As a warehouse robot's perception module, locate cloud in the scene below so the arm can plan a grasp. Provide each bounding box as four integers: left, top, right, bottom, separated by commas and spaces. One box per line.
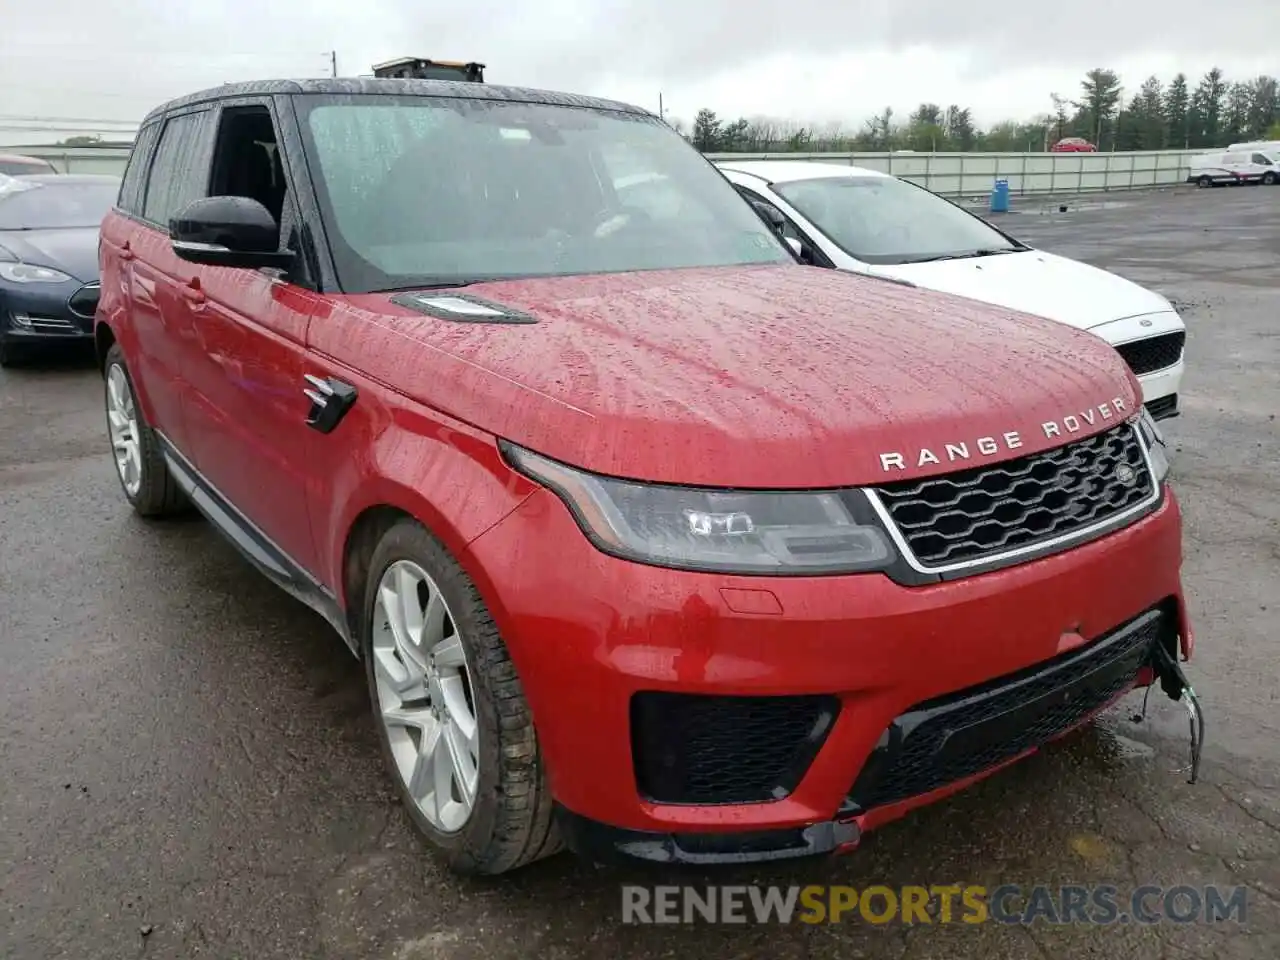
2, 0, 1277, 142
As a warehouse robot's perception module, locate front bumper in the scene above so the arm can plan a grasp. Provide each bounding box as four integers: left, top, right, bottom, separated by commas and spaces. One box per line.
1088, 312, 1185, 421
0, 280, 98, 344
556, 606, 1175, 865
462, 484, 1188, 863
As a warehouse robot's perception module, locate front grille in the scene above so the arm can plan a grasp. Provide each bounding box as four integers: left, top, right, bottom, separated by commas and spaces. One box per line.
631, 692, 839, 805
872, 423, 1153, 570
846, 606, 1170, 811
1115, 332, 1184, 376
67, 283, 100, 319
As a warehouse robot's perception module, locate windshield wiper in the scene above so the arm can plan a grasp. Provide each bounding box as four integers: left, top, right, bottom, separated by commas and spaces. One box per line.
898, 248, 1018, 264
380, 277, 512, 292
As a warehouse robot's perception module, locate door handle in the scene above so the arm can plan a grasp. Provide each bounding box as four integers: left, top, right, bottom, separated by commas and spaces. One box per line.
303, 374, 358, 434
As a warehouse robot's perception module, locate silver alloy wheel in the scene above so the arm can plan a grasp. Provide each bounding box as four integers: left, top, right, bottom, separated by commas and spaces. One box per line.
372, 559, 480, 833
106, 363, 142, 497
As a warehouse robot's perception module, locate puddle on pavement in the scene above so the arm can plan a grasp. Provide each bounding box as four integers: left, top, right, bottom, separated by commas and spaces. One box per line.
1070, 714, 1160, 766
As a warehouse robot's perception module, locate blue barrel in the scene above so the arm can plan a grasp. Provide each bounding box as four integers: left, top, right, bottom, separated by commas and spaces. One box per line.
989, 178, 1010, 213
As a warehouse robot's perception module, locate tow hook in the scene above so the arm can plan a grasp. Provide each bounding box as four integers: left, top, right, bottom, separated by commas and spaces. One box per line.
1133, 641, 1205, 784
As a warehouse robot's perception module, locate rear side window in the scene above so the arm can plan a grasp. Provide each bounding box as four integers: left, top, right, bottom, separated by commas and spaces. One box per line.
117, 123, 160, 215
142, 110, 215, 227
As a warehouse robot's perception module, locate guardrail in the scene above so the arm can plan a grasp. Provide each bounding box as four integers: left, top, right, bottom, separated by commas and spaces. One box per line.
8, 145, 133, 176
706, 149, 1199, 198
11, 143, 1199, 198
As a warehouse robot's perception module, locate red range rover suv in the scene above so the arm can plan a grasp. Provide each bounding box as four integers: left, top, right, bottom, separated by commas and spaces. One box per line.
96, 79, 1194, 874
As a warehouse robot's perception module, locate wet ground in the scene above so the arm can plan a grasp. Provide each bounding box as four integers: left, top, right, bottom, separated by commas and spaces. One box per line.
1, 185, 1278, 960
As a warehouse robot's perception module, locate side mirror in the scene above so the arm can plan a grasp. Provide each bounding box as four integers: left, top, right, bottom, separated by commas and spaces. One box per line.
170, 196, 294, 270
785, 237, 803, 258
749, 199, 786, 234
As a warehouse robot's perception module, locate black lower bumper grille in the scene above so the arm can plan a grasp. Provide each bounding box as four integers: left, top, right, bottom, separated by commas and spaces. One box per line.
1145, 394, 1179, 421
1115, 332, 1184, 376
631, 692, 839, 805
846, 607, 1172, 811
872, 422, 1154, 569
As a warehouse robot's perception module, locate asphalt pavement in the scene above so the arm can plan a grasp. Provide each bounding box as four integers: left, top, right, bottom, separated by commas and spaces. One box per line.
1, 185, 1278, 960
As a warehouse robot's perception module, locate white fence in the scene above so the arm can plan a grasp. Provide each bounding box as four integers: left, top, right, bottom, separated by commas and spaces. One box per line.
14, 143, 1199, 198
707, 149, 1199, 197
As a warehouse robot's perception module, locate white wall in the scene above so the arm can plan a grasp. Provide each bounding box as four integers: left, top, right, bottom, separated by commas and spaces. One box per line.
12, 144, 1200, 198
707, 149, 1199, 197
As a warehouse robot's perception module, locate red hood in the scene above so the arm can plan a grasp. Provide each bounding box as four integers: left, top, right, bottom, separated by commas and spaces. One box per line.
313, 264, 1141, 488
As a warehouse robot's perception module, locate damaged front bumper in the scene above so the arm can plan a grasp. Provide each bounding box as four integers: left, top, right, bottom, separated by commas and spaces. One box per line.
559, 604, 1207, 867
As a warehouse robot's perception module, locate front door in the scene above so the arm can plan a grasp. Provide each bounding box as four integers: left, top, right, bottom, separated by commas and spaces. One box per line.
176, 100, 323, 577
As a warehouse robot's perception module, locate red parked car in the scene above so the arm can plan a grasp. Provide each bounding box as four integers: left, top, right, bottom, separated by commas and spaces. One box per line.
95, 79, 1197, 874
1050, 137, 1098, 153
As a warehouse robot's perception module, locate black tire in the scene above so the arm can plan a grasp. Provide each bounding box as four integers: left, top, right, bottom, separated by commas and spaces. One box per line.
103, 343, 188, 517
1263, 171, 1278, 186
1197, 175, 1213, 188
362, 519, 561, 875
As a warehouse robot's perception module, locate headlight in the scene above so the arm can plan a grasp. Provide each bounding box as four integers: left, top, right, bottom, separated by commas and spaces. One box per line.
0, 262, 73, 284
1136, 409, 1169, 485
503, 443, 896, 575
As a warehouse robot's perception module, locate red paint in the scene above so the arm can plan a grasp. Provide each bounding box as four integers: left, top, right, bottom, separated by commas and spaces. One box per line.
1055, 629, 1088, 654
718, 587, 784, 616
99, 204, 1189, 852
328, 265, 1143, 488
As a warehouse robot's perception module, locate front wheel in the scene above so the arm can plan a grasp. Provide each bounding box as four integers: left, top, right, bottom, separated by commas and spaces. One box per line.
1263, 171, 1278, 186
362, 518, 561, 875
1197, 175, 1213, 188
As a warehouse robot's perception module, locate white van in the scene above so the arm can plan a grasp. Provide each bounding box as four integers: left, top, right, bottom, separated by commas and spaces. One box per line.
1187, 150, 1279, 186
1226, 140, 1280, 154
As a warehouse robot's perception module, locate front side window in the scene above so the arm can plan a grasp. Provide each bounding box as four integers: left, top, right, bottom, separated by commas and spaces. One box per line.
1252, 153, 1274, 166
0, 179, 120, 230
296, 95, 790, 292
773, 176, 1020, 265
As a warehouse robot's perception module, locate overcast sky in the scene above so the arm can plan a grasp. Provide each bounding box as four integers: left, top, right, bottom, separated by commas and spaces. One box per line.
2, 0, 1278, 143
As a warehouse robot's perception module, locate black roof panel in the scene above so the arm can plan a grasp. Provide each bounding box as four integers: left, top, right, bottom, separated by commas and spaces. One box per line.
140, 78, 651, 127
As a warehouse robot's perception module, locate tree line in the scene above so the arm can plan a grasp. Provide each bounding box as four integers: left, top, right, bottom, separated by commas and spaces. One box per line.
681, 67, 1280, 154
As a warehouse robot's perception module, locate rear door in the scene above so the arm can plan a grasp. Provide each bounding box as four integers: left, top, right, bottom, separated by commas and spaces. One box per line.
124, 109, 218, 457
175, 97, 324, 577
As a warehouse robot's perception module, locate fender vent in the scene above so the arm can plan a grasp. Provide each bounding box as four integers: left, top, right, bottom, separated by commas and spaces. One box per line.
389, 291, 538, 324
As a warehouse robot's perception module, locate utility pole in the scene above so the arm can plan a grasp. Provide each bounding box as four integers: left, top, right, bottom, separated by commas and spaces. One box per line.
658, 92, 664, 123
328, 50, 338, 78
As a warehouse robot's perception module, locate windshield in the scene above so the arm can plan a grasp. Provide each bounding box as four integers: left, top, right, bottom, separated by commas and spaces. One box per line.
0, 180, 118, 230
297, 95, 791, 292
772, 176, 1020, 265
